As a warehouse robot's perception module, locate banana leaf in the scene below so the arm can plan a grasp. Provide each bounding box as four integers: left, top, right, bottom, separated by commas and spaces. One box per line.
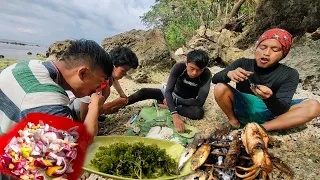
126, 106, 196, 145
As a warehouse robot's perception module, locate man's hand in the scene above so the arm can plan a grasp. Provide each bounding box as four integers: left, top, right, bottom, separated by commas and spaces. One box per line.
109, 97, 128, 114
119, 93, 127, 99
172, 114, 184, 133
85, 93, 105, 137
251, 85, 273, 99
113, 97, 128, 107
227, 67, 254, 83
100, 97, 128, 115
89, 93, 105, 108
163, 98, 167, 106
157, 99, 168, 109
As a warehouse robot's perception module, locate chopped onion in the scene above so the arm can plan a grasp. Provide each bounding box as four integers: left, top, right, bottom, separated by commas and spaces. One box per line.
62, 145, 71, 152
66, 164, 74, 173
1, 154, 12, 168
53, 158, 68, 176
34, 159, 47, 168
66, 149, 77, 160
1, 121, 79, 179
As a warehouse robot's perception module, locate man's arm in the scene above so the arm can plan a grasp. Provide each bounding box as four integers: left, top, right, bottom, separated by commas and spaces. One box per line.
211, 58, 244, 84
79, 102, 89, 121
83, 93, 105, 136
175, 70, 212, 106
164, 63, 184, 114
165, 63, 186, 132
112, 78, 127, 98
263, 70, 299, 115
100, 98, 128, 115
77, 96, 92, 121
24, 96, 103, 137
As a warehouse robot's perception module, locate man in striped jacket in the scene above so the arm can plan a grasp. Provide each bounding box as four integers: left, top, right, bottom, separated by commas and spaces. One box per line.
0, 39, 113, 136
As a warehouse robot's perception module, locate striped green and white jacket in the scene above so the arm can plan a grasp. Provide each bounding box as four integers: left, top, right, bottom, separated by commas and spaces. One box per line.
0, 60, 72, 134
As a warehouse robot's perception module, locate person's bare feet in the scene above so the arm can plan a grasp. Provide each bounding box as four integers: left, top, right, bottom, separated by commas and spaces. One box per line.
229, 119, 240, 128
158, 104, 168, 109
218, 119, 240, 129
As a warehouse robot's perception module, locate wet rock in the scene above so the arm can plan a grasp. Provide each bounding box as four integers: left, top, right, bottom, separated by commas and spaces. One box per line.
27, 52, 32, 55
0, 55, 4, 59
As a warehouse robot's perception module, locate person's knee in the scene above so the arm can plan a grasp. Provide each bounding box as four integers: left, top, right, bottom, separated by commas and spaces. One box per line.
214, 83, 231, 98
306, 99, 320, 117
138, 88, 149, 94
190, 107, 204, 120
134, 88, 152, 97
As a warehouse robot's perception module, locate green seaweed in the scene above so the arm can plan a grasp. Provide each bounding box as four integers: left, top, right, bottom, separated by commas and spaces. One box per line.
90, 142, 178, 179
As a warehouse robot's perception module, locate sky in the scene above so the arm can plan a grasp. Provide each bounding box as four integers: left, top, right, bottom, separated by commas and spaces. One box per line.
0, 0, 155, 45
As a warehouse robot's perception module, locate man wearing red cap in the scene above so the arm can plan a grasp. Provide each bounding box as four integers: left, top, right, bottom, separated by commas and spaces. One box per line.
212, 28, 320, 131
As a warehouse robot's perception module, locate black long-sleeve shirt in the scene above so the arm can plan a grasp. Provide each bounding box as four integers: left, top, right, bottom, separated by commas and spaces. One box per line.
212, 58, 299, 116
165, 62, 212, 114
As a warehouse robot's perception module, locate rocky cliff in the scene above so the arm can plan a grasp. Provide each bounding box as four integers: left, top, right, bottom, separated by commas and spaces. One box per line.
101, 29, 175, 70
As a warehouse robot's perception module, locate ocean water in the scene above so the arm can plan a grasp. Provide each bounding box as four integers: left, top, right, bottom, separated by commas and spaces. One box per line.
0, 42, 48, 60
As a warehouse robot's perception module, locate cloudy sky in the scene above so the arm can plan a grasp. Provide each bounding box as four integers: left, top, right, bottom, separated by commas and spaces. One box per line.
0, 0, 155, 45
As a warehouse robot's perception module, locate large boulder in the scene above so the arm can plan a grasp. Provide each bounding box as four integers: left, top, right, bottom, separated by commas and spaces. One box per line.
46, 40, 73, 60
196, 25, 221, 43
101, 29, 175, 70
182, 28, 242, 66
171, 47, 188, 63
187, 36, 220, 61
281, 34, 320, 95
217, 29, 239, 48
205, 29, 221, 43
219, 47, 244, 65
242, 46, 255, 59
